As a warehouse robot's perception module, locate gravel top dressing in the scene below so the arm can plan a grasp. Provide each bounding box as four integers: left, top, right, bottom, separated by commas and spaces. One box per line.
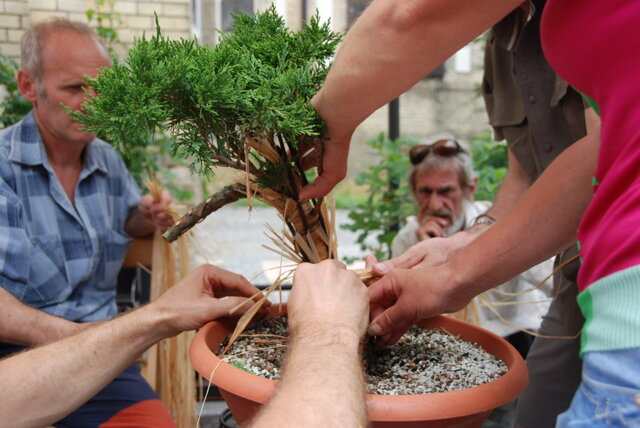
222, 316, 508, 395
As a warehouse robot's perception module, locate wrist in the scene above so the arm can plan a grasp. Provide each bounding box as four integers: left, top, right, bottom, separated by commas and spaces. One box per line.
129, 304, 175, 345
291, 324, 362, 354
472, 214, 496, 227
444, 249, 489, 309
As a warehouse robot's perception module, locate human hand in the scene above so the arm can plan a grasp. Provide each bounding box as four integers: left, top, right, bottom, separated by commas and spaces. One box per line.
289, 260, 369, 345
138, 189, 174, 232
372, 235, 464, 276
416, 216, 449, 240
367, 265, 471, 347
298, 133, 351, 201
151, 264, 268, 337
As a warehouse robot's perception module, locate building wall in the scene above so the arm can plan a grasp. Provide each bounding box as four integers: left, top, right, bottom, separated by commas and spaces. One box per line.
0, 0, 193, 60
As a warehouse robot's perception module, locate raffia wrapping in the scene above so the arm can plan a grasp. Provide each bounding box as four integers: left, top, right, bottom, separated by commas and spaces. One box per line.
141, 181, 196, 427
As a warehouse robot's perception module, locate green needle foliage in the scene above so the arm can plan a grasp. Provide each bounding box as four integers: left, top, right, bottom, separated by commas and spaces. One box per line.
0, 52, 32, 129
74, 7, 341, 200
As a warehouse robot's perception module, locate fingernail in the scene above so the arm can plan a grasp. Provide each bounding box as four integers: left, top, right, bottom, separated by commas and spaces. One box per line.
368, 323, 382, 336
373, 263, 388, 274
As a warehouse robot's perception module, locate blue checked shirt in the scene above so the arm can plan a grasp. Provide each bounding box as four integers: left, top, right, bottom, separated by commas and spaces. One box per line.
0, 112, 141, 326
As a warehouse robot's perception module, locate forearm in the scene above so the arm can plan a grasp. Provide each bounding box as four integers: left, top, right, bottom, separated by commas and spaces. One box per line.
124, 210, 156, 237
313, 0, 521, 137
250, 329, 367, 427
0, 304, 168, 427
448, 131, 599, 300
0, 287, 89, 346
485, 149, 532, 220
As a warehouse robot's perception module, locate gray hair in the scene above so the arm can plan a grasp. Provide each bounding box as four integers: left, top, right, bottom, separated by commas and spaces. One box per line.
21, 18, 103, 86
409, 144, 476, 196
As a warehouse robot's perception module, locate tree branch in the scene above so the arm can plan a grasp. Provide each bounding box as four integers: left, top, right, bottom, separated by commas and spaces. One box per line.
163, 183, 246, 242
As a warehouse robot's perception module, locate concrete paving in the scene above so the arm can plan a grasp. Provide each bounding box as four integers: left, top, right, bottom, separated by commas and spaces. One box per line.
187, 204, 367, 286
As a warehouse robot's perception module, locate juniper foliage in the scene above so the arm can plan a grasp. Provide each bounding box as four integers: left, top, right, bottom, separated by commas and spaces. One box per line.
74, 7, 341, 200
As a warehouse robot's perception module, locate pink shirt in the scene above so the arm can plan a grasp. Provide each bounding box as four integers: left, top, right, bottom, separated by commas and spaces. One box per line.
541, 0, 640, 291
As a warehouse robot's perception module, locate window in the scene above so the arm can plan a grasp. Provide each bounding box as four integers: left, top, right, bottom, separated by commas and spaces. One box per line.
216, 0, 254, 33
190, 0, 202, 40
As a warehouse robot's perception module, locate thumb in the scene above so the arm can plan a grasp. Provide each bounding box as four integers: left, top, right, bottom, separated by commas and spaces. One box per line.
299, 173, 340, 201
203, 296, 256, 322
367, 303, 409, 338
367, 272, 412, 336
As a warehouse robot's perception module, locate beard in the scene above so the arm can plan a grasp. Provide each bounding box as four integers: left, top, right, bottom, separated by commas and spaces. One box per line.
420, 206, 466, 237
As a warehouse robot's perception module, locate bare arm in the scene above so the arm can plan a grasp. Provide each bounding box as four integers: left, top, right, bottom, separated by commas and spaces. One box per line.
0, 301, 166, 427
368, 126, 600, 345
0, 287, 91, 346
0, 264, 266, 428
300, 0, 522, 199
249, 261, 369, 428
485, 148, 532, 220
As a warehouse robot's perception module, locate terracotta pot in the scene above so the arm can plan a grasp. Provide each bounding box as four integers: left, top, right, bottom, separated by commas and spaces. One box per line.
189, 307, 528, 427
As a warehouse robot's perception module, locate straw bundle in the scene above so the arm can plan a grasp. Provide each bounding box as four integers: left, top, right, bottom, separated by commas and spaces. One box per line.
142, 180, 196, 427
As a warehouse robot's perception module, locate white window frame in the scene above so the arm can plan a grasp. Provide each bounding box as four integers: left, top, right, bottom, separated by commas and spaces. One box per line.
454, 44, 472, 73
316, 0, 334, 29
190, 0, 203, 40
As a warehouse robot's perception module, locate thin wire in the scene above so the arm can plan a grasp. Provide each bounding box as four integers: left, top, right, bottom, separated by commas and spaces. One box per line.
195, 358, 226, 428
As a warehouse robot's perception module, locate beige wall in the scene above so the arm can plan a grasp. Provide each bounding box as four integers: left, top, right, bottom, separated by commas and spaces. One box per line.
0, 0, 192, 60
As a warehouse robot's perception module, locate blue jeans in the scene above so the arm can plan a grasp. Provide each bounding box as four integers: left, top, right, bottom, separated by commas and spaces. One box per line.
556, 348, 640, 427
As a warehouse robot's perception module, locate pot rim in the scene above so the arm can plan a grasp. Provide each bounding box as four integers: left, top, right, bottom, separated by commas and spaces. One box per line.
189, 313, 528, 422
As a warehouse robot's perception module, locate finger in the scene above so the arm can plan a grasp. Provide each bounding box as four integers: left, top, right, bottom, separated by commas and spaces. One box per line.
202, 265, 263, 300
139, 194, 153, 211
204, 296, 257, 321
416, 228, 429, 241
368, 304, 408, 338
160, 189, 174, 207
433, 217, 450, 227
426, 225, 445, 238
367, 273, 415, 337
364, 254, 378, 268
372, 250, 423, 275
299, 171, 344, 201
376, 322, 413, 347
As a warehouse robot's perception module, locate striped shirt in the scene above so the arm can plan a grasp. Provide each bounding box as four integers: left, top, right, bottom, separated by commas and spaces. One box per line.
0, 112, 140, 326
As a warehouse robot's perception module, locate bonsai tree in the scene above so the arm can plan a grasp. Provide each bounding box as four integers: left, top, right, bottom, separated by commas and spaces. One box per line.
74, 7, 342, 264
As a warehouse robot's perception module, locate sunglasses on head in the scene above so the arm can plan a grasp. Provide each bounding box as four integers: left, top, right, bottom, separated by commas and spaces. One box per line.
409, 139, 465, 165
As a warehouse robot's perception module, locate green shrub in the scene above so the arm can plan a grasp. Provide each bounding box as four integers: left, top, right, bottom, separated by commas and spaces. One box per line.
0, 53, 31, 129
470, 133, 507, 202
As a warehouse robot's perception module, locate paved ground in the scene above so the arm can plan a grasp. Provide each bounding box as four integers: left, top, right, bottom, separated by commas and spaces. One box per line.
187, 204, 367, 286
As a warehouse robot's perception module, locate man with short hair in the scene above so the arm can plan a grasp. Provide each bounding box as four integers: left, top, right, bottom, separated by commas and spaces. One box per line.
392, 138, 551, 353
0, 18, 174, 426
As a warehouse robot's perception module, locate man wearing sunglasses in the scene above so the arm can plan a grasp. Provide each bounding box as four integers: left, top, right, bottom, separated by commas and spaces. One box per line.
392, 137, 551, 358
393, 139, 484, 247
